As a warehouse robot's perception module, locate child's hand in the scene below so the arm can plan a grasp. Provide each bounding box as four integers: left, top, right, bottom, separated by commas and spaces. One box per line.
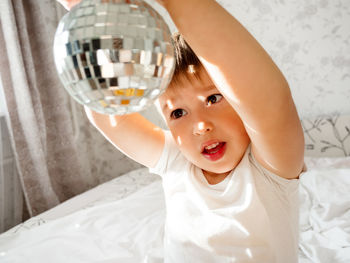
56, 0, 81, 11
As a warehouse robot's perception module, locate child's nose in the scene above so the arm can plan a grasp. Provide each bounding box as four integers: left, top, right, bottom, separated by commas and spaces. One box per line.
193, 121, 214, 136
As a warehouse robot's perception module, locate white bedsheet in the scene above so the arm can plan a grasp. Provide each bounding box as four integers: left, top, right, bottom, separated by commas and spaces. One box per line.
299, 157, 350, 263
0, 180, 166, 263
0, 158, 349, 263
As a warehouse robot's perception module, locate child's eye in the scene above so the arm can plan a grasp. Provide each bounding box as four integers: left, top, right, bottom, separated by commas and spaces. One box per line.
206, 94, 223, 106
170, 109, 187, 119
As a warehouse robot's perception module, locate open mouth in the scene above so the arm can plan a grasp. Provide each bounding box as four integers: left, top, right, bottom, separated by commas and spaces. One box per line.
201, 142, 226, 161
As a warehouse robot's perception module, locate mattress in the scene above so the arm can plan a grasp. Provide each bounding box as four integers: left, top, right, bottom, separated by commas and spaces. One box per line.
0, 156, 349, 262
0, 113, 350, 262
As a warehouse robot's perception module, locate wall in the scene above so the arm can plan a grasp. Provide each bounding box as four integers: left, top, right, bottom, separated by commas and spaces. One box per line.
147, 0, 350, 122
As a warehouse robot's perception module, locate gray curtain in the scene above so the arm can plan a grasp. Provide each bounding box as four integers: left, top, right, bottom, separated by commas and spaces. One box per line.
0, 0, 141, 218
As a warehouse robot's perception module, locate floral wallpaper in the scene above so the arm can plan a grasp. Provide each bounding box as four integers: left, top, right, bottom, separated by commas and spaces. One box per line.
302, 114, 350, 157
150, 0, 350, 119
219, 0, 350, 119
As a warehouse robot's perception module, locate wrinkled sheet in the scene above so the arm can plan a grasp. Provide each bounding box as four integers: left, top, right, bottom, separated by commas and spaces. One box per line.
0, 180, 166, 263
0, 158, 349, 263
299, 157, 350, 263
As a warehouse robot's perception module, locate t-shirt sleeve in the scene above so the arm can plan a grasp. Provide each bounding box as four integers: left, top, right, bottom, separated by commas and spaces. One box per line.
248, 148, 299, 194
149, 130, 184, 177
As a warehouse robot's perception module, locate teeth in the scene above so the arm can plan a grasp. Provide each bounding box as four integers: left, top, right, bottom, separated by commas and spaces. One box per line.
205, 142, 220, 150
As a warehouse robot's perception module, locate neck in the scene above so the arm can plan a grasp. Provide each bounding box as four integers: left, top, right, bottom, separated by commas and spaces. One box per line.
202, 169, 231, 185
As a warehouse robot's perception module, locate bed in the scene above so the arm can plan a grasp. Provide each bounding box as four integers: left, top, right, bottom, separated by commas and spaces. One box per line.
0, 114, 349, 263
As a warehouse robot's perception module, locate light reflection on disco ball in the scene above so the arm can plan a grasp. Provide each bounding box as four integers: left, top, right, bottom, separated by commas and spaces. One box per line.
53, 0, 175, 115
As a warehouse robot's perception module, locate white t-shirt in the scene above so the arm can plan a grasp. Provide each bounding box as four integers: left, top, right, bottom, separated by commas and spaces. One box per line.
150, 131, 299, 263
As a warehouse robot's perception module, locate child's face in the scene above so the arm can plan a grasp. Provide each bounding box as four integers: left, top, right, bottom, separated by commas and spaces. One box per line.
159, 68, 250, 177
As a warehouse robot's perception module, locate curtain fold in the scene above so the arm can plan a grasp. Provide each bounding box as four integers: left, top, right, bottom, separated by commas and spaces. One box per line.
0, 0, 142, 219
0, 0, 92, 216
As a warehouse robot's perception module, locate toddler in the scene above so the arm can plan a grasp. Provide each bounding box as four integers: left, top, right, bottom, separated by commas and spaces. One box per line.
61, 0, 305, 262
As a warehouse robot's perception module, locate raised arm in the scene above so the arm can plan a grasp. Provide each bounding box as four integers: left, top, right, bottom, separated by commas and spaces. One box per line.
162, 0, 304, 179
85, 106, 164, 168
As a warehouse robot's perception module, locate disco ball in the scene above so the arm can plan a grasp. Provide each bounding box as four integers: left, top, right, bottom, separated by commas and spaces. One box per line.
53, 0, 175, 115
